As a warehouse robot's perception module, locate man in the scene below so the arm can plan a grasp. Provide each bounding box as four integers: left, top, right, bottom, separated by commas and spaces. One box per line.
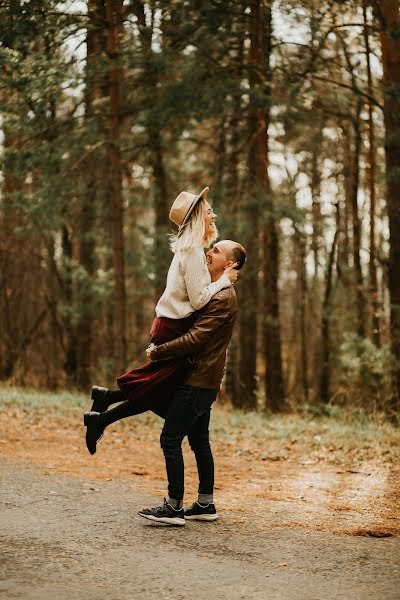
138, 239, 246, 526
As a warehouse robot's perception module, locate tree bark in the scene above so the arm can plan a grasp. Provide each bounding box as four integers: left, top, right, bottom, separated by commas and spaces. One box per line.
311, 127, 323, 282
0, 124, 22, 380
320, 206, 339, 404
363, 0, 380, 347
378, 0, 400, 406
350, 101, 365, 338
261, 3, 284, 411
237, 0, 284, 411
224, 7, 245, 404
149, 123, 170, 301
299, 235, 309, 403
238, 0, 263, 410
75, 0, 106, 389
135, 2, 170, 301
338, 126, 351, 276
105, 0, 127, 373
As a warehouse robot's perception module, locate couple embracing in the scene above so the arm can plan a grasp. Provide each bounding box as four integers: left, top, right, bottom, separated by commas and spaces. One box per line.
84, 186, 246, 526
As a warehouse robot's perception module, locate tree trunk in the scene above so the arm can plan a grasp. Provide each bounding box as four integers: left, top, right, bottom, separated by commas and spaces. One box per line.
150, 123, 170, 301
338, 126, 351, 276
61, 225, 78, 381
134, 3, 170, 301
0, 124, 21, 380
75, 0, 106, 389
350, 101, 365, 338
261, 3, 284, 411
363, 0, 380, 347
299, 235, 309, 403
320, 206, 339, 404
311, 127, 323, 281
238, 0, 263, 410
105, 0, 127, 373
224, 7, 245, 404
263, 218, 284, 411
378, 0, 400, 406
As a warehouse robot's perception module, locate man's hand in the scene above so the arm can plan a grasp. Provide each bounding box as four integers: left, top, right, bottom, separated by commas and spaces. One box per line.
224, 262, 240, 283
146, 342, 157, 360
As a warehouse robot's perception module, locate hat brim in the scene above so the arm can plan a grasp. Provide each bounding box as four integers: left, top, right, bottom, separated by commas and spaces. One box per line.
178, 186, 209, 231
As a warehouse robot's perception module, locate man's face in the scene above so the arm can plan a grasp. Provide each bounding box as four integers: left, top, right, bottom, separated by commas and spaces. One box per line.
206, 241, 234, 276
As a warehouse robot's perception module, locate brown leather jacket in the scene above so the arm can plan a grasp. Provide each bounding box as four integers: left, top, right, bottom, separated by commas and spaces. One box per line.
152, 286, 238, 389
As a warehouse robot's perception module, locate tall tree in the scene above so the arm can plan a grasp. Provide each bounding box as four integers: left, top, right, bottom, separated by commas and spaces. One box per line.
376, 0, 400, 405
75, 0, 106, 389
134, 1, 170, 300
105, 0, 127, 373
363, 0, 380, 346
350, 100, 365, 338
261, 2, 284, 411
320, 205, 339, 404
223, 7, 245, 403
238, 0, 264, 410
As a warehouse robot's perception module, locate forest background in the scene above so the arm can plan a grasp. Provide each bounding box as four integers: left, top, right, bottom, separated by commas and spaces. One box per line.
1, 0, 400, 420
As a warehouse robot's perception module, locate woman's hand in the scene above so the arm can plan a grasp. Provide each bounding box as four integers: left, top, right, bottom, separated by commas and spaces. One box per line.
224, 263, 240, 282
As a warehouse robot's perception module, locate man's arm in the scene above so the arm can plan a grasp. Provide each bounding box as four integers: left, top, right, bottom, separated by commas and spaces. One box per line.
150, 294, 233, 361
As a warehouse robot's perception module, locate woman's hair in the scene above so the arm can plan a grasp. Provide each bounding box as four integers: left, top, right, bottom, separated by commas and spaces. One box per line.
170, 197, 218, 253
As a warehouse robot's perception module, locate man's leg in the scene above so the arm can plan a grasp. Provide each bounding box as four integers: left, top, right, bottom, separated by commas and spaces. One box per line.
160, 385, 203, 506
184, 390, 219, 521
188, 410, 214, 504
138, 384, 204, 526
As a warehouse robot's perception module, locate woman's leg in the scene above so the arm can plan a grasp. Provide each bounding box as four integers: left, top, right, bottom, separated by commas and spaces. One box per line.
90, 387, 126, 412
85, 396, 147, 455
105, 389, 126, 407
98, 398, 147, 428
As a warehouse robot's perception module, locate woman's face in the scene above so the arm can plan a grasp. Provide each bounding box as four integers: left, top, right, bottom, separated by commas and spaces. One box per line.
203, 200, 217, 238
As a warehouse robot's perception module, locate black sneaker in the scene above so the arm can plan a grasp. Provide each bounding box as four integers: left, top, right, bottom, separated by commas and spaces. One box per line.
184, 501, 218, 521
138, 499, 185, 526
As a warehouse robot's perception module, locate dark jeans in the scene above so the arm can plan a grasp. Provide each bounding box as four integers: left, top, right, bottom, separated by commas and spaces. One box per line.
160, 384, 218, 502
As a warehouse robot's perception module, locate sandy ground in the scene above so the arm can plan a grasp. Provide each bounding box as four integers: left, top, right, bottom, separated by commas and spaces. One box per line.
1, 401, 400, 599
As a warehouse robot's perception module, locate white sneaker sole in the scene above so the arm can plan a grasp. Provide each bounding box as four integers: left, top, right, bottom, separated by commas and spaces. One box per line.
184, 514, 219, 521
138, 513, 185, 526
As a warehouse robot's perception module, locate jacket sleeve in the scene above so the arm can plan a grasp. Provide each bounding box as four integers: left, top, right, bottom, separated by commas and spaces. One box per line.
152, 294, 231, 360
183, 248, 231, 311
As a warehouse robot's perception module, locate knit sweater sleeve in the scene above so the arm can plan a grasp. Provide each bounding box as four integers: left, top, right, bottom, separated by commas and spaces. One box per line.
183, 248, 231, 311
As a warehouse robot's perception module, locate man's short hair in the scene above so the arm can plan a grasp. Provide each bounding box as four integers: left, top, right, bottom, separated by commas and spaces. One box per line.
230, 243, 246, 270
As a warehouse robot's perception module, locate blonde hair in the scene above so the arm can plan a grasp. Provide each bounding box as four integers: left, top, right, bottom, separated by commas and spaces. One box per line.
170, 197, 218, 253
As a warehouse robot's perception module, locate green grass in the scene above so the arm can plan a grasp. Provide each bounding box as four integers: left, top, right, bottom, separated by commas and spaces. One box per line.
0, 385, 88, 412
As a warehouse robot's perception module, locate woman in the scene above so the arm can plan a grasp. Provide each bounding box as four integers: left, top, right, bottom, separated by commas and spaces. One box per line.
84, 186, 238, 454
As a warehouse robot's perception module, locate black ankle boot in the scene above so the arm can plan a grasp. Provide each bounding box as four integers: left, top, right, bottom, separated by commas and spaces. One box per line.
83, 411, 104, 455
90, 386, 109, 412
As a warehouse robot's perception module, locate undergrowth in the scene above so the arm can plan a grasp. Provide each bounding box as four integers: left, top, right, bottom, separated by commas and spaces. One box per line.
0, 384, 399, 464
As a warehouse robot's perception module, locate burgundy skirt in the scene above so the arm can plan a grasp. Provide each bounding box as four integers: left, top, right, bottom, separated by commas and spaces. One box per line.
116, 314, 196, 418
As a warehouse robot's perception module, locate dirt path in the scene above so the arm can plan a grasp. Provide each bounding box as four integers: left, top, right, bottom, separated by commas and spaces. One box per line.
1, 459, 399, 600
1, 396, 400, 598
1, 403, 399, 536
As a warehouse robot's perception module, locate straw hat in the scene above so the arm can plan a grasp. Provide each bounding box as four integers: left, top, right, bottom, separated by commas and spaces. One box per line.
169, 187, 209, 232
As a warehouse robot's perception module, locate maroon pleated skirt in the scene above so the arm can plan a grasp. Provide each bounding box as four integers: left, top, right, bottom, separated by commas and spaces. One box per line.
116, 314, 196, 418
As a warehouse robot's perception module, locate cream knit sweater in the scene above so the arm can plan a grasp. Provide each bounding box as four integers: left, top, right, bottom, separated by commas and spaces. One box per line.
155, 247, 231, 319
